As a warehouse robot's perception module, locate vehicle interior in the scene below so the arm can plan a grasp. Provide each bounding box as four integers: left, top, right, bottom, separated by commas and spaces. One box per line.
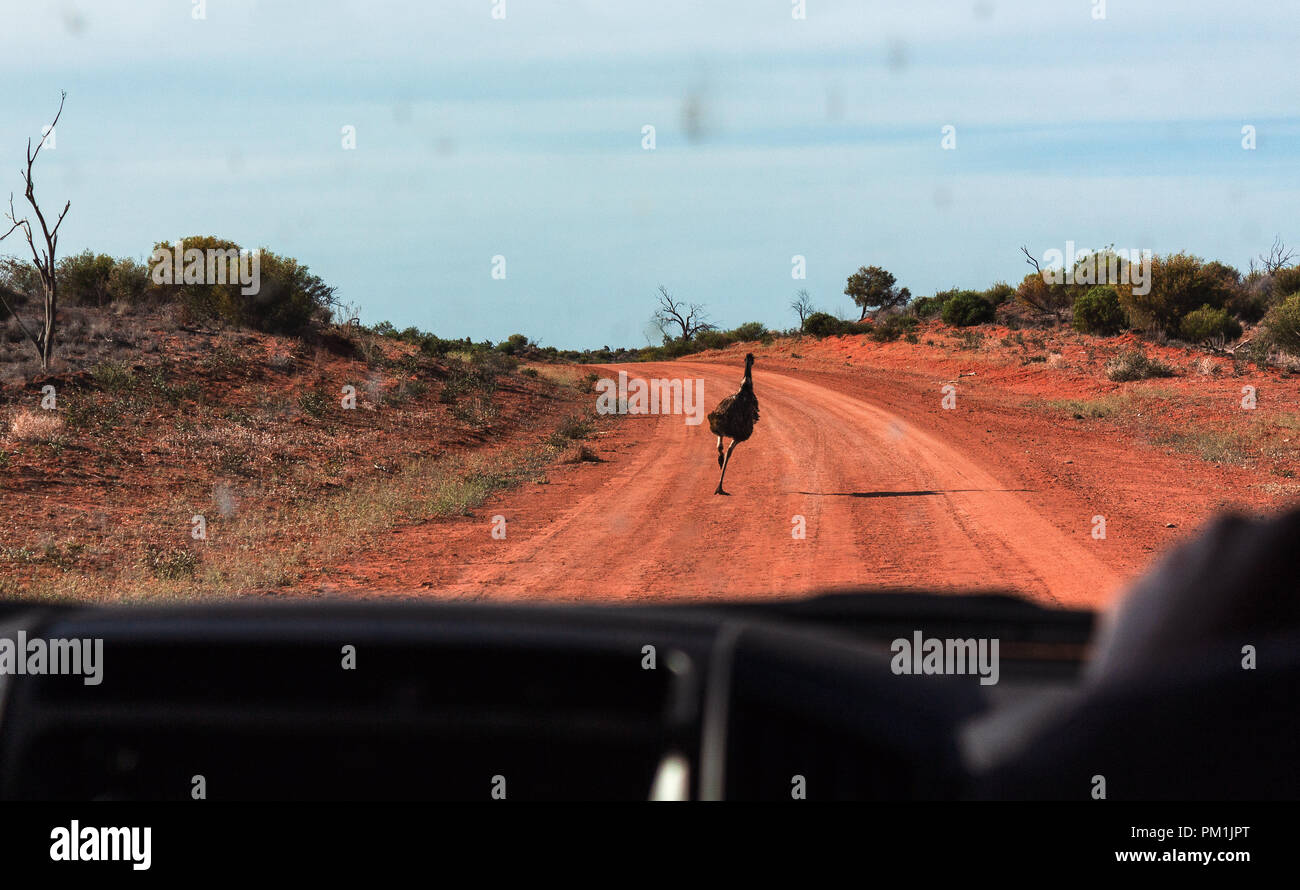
2, 591, 1293, 801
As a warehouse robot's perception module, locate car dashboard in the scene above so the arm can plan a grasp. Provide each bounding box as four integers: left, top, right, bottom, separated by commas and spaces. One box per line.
0, 592, 1093, 801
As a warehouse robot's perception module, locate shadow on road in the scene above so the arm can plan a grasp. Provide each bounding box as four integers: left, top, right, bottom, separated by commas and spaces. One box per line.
796, 489, 1032, 498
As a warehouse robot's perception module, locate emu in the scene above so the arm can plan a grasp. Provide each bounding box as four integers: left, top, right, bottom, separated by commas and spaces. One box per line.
707, 353, 759, 495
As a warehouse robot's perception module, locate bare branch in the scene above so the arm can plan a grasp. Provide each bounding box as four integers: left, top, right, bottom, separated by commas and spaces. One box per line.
653, 285, 713, 342
790, 288, 815, 326
26, 90, 65, 170
0, 205, 24, 241
3, 92, 70, 369
1020, 244, 1042, 275
1259, 235, 1295, 275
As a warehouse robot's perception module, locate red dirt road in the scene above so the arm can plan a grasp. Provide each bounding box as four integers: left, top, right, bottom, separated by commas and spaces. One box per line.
324, 360, 1155, 608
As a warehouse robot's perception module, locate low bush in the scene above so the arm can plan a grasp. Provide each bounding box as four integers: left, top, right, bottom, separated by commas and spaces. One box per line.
910, 295, 946, 318
942, 292, 995, 327
728, 321, 768, 342
1178, 304, 1242, 344
1262, 292, 1300, 355
1072, 286, 1127, 335
1104, 349, 1178, 382
145, 236, 336, 337
802, 312, 854, 337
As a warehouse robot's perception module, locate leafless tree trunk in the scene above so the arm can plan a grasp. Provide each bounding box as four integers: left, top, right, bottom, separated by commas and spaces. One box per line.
790, 288, 815, 327
0, 92, 70, 371
653, 285, 713, 343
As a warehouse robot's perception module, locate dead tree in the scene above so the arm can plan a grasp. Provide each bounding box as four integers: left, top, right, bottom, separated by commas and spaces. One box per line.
0, 92, 70, 371
1259, 235, 1295, 275
653, 285, 714, 343
790, 289, 815, 327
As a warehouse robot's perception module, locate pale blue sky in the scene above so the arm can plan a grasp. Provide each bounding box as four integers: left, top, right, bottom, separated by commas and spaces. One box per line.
1, 1, 1296, 347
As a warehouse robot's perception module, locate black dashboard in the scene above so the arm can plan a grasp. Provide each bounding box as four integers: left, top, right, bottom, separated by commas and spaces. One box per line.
0, 592, 1098, 801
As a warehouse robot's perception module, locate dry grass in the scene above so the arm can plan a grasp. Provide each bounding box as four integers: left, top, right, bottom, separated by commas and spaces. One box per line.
0, 306, 175, 386
1267, 351, 1300, 373
1041, 393, 1139, 420
523, 363, 598, 390
1042, 387, 1300, 470
10, 420, 595, 603
170, 424, 287, 452
6, 409, 64, 443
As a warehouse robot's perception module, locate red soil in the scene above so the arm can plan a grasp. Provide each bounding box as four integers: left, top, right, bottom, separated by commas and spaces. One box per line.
315, 324, 1300, 608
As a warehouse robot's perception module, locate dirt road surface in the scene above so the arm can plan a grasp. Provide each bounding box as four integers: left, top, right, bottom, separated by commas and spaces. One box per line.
326, 360, 1143, 608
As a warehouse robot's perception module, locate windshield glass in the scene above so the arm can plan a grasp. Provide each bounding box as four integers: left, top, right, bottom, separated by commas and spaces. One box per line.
0, 1, 1294, 610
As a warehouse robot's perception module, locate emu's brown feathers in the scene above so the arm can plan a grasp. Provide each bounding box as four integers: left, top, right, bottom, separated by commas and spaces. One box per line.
707, 353, 759, 494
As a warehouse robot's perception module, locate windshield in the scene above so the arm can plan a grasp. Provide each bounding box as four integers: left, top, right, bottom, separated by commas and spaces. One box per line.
0, 1, 1294, 610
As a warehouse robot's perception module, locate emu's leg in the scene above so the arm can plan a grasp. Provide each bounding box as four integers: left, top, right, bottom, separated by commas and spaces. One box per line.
716, 435, 725, 467
714, 440, 739, 495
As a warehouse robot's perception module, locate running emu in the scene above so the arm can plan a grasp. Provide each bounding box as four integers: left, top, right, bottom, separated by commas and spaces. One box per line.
707, 353, 760, 495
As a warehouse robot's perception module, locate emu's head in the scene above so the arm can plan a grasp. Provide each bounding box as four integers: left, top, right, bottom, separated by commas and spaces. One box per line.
744, 352, 755, 368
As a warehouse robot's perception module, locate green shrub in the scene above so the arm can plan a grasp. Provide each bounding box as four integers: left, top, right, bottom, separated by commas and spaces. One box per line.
729, 321, 767, 342
107, 258, 151, 306
1262, 293, 1300, 354
983, 282, 1015, 305
146, 236, 335, 337
910, 295, 946, 318
495, 333, 532, 355
1179, 304, 1242, 344
941, 292, 995, 327
692, 329, 731, 351
802, 312, 852, 337
250, 251, 336, 335
1072, 286, 1127, 335
55, 252, 149, 309
1121, 253, 1235, 335
57, 251, 117, 308
1271, 267, 1300, 300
